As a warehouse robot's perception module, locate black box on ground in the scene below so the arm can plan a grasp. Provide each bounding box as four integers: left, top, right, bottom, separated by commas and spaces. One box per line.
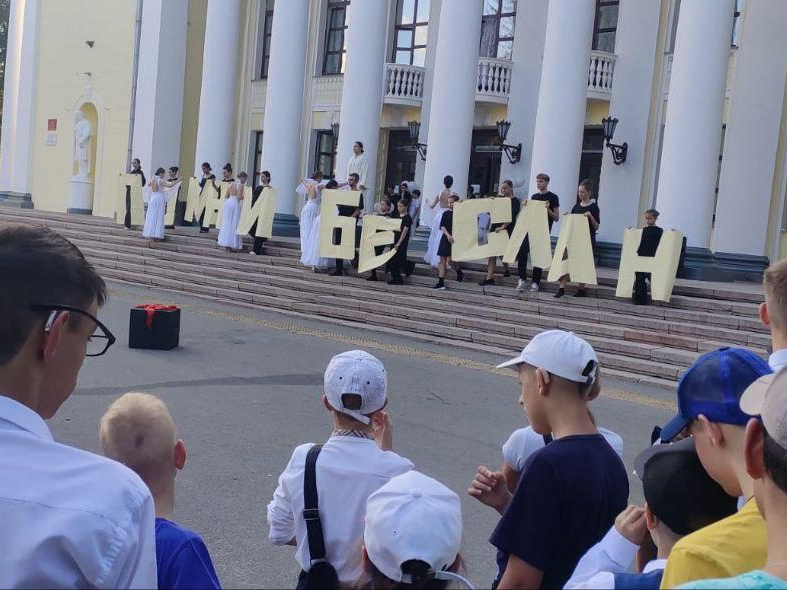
129, 306, 180, 350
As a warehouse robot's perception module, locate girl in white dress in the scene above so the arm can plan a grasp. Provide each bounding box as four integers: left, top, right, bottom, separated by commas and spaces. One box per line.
424, 175, 454, 268
142, 167, 175, 241
217, 172, 246, 252
299, 179, 333, 270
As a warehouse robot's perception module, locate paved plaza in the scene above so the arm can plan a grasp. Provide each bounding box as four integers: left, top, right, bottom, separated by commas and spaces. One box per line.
52, 281, 674, 588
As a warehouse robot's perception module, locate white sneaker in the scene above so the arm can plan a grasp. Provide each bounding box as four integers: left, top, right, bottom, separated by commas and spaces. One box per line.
516, 279, 526, 291
530, 282, 540, 292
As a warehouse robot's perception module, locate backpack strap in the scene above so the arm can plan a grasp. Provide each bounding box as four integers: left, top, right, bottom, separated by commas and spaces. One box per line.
303, 444, 328, 565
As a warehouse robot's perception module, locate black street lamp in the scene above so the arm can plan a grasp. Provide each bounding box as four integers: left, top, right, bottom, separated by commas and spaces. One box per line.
601, 116, 628, 165
407, 120, 428, 161
496, 120, 522, 164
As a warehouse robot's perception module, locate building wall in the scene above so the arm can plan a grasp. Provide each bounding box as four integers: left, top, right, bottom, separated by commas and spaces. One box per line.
31, 0, 137, 217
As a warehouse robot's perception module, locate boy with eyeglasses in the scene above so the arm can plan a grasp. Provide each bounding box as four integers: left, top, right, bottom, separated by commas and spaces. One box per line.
0, 226, 157, 588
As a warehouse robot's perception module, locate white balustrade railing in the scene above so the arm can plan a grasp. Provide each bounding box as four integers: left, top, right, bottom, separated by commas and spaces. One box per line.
476, 57, 512, 101
587, 50, 616, 97
384, 63, 425, 105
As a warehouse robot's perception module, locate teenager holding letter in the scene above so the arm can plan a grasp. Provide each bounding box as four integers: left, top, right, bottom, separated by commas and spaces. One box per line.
555, 180, 600, 298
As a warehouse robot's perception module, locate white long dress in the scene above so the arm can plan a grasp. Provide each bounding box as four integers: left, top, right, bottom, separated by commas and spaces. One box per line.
217, 181, 243, 249
424, 207, 448, 267
299, 196, 330, 268
142, 179, 166, 239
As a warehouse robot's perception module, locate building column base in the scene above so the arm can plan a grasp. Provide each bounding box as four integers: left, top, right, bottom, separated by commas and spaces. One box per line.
0, 191, 33, 208
66, 208, 93, 215
595, 240, 769, 282
272, 213, 300, 238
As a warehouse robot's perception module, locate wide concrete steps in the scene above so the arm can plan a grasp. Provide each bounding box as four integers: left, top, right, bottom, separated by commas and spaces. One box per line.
1, 208, 769, 389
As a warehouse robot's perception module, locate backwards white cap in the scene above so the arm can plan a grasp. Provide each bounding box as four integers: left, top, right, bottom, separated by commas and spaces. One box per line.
497, 330, 599, 385
323, 350, 387, 425
364, 471, 469, 587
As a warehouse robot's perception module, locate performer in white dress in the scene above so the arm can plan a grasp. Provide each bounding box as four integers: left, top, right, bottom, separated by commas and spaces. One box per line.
299, 178, 333, 270
424, 175, 454, 268
142, 167, 177, 241
217, 172, 247, 252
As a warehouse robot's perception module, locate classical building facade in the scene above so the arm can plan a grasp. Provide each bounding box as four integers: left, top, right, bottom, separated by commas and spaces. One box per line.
1, 0, 785, 278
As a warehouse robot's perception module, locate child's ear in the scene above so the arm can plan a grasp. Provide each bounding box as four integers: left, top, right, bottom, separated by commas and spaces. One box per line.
536, 368, 550, 396
174, 439, 186, 471
322, 394, 332, 412
760, 302, 771, 329
644, 503, 658, 531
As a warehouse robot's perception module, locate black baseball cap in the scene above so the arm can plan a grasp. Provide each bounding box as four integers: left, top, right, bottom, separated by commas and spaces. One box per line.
634, 438, 737, 536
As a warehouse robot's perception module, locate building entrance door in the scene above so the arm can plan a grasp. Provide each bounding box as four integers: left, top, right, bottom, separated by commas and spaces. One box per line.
468, 129, 502, 196
384, 130, 417, 190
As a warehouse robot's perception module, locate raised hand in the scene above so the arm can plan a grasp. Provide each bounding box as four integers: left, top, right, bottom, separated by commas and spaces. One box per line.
468, 465, 511, 514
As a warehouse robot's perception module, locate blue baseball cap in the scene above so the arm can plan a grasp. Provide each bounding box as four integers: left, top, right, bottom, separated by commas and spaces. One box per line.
660, 347, 771, 442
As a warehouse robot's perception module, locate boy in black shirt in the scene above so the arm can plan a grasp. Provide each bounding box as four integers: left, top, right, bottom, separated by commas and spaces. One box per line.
386, 199, 412, 285
517, 173, 560, 292
633, 209, 663, 305
468, 330, 628, 589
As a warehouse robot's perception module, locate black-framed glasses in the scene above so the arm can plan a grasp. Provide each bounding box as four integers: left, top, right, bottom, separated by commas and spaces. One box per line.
30, 304, 116, 357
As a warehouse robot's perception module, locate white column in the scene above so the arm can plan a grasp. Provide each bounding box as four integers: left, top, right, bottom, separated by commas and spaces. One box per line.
335, 0, 389, 212
0, 0, 39, 201
596, 0, 662, 243
500, 0, 548, 198
261, 0, 310, 216
413, 0, 442, 191
421, 0, 483, 228
131, 0, 188, 177
712, 0, 787, 257
193, 0, 242, 175
654, 0, 734, 249
527, 0, 596, 233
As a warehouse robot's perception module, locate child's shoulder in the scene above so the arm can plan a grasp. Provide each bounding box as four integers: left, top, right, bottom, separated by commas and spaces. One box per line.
155, 517, 205, 547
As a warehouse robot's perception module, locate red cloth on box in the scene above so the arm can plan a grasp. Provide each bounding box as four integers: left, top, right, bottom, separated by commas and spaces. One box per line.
135, 304, 179, 330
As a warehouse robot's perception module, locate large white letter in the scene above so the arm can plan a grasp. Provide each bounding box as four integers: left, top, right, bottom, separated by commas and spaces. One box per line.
616, 229, 684, 302
547, 214, 597, 285
451, 197, 512, 262
502, 199, 552, 268
319, 189, 362, 260
358, 215, 402, 273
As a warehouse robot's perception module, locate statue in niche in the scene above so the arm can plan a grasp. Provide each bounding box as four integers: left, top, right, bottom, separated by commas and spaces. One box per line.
72, 110, 92, 179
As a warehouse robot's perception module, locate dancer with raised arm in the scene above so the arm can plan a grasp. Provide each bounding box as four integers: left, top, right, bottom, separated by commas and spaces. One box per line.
142, 168, 178, 242
299, 179, 332, 271
217, 172, 247, 253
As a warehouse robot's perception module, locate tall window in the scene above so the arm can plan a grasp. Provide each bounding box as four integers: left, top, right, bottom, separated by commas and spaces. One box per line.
479, 0, 516, 60
592, 0, 619, 53
259, 0, 274, 78
314, 131, 337, 178
393, 0, 430, 67
323, 0, 350, 75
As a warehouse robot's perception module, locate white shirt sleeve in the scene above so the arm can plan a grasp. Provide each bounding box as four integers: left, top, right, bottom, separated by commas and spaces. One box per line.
267, 448, 306, 545
564, 526, 638, 589
104, 491, 158, 589
358, 155, 369, 190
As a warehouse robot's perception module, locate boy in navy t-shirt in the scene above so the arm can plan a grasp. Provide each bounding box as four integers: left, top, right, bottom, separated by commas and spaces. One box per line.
100, 392, 221, 590
468, 330, 628, 589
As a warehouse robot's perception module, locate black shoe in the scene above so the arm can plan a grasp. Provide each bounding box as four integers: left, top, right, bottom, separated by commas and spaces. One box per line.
573, 289, 587, 298
503, 269, 511, 277
405, 261, 415, 276
330, 270, 343, 277
478, 278, 495, 287
457, 269, 465, 283
388, 279, 404, 285
554, 288, 565, 299
366, 274, 378, 282
432, 280, 446, 290
199, 228, 209, 233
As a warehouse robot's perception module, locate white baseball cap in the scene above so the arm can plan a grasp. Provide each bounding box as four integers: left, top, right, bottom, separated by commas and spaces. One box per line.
497, 330, 599, 385
364, 471, 465, 585
741, 370, 787, 450
324, 350, 387, 425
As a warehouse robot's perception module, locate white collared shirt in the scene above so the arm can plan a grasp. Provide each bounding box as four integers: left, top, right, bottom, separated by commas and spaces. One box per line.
564, 525, 667, 589
0, 395, 157, 589
267, 435, 413, 583
346, 153, 369, 189
769, 348, 787, 373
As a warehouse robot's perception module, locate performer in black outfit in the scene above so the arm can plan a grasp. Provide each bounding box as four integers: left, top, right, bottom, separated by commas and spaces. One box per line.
125, 158, 146, 229
196, 162, 216, 233
386, 198, 413, 285
367, 200, 392, 282
479, 180, 519, 287
433, 195, 464, 290
331, 173, 364, 276
555, 179, 600, 298
516, 173, 560, 292
633, 209, 664, 305
250, 170, 271, 255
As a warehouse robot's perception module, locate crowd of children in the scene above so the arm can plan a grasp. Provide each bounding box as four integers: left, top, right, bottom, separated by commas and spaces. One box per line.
6, 224, 787, 590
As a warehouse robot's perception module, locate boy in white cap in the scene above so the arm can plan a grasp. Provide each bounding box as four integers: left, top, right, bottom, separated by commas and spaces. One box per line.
267, 350, 413, 588
468, 330, 628, 589
680, 369, 787, 589
362, 470, 470, 589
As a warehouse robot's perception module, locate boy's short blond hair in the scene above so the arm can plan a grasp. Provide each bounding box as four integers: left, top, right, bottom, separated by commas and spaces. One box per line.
764, 259, 787, 328
99, 392, 176, 487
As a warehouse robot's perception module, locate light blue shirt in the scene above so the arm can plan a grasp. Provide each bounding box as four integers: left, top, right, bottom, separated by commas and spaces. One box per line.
679, 570, 787, 589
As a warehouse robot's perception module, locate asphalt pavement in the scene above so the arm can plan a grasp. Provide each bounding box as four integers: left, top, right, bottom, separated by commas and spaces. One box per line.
49, 280, 675, 588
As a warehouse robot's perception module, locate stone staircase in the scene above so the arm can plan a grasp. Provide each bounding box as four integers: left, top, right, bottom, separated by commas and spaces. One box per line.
1, 208, 769, 389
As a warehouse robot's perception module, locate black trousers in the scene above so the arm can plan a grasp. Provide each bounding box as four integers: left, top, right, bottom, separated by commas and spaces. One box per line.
387, 248, 409, 283
517, 237, 544, 284
123, 188, 132, 228
334, 225, 361, 272
633, 272, 651, 305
